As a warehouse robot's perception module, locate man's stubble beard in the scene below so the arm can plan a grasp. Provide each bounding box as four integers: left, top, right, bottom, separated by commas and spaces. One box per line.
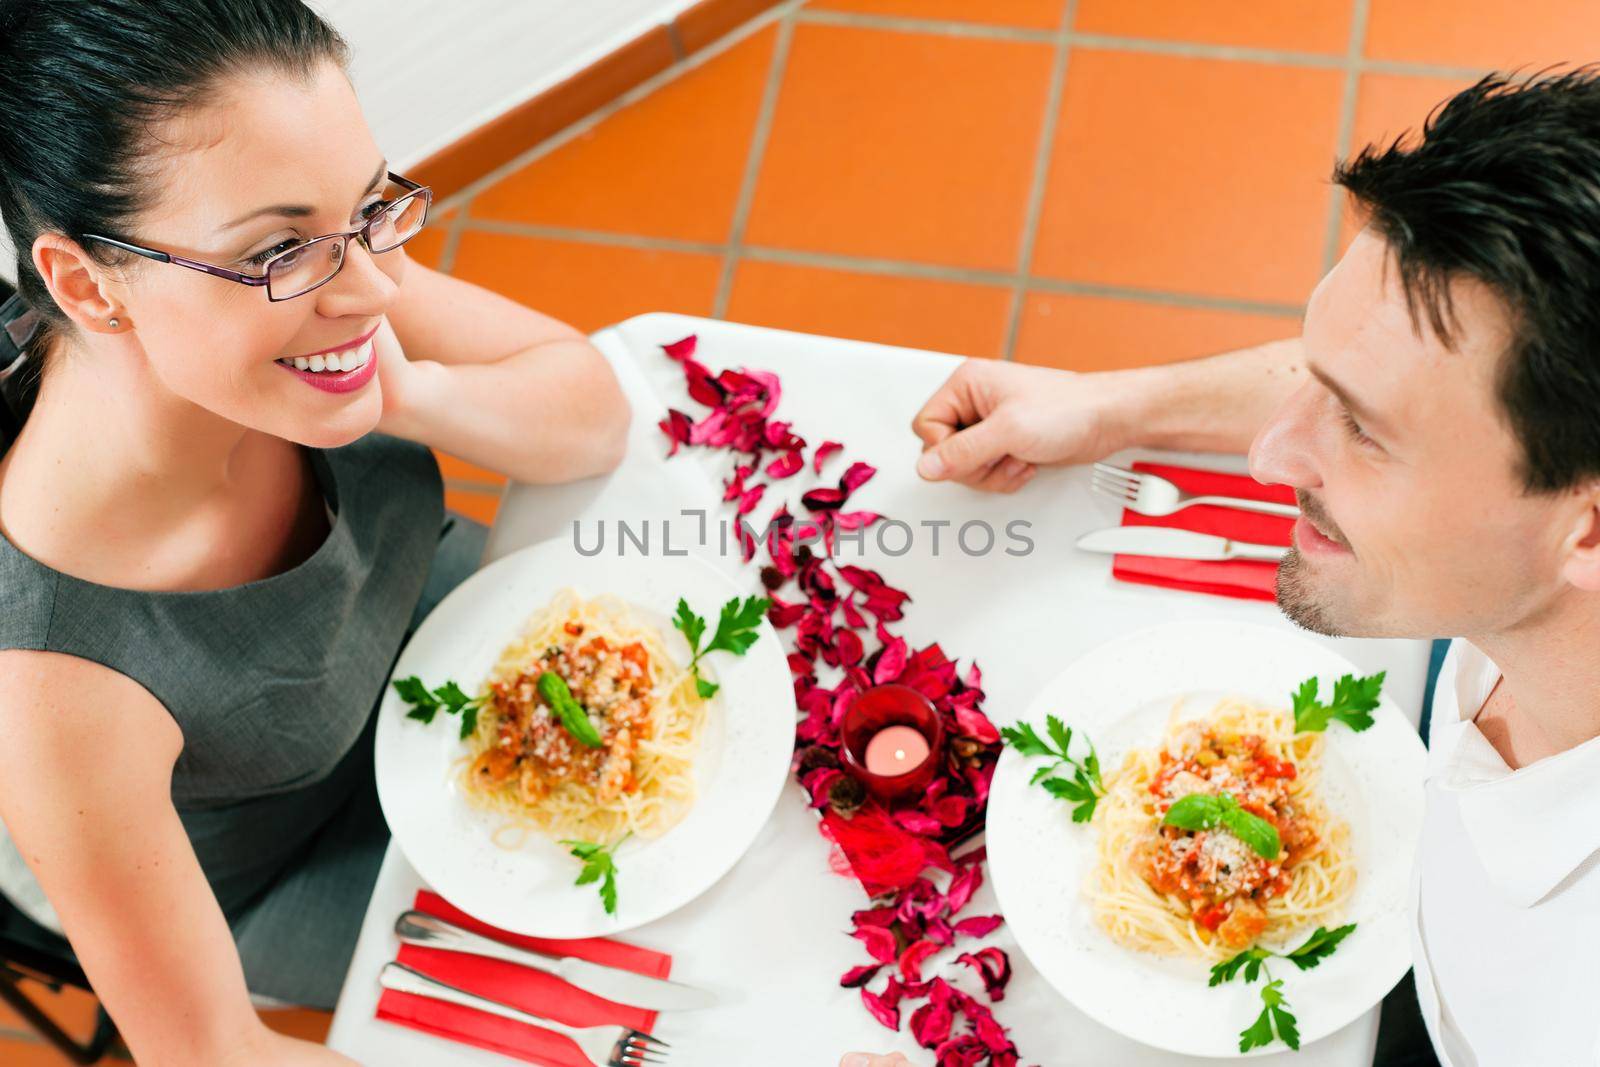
1274, 547, 1348, 637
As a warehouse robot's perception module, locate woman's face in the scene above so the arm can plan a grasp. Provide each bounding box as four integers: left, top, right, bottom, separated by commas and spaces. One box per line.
106, 60, 404, 448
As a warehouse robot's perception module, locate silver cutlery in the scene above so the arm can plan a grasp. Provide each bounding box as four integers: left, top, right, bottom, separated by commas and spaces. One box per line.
379, 961, 670, 1067
395, 910, 715, 1012
1076, 526, 1288, 562
1092, 462, 1299, 519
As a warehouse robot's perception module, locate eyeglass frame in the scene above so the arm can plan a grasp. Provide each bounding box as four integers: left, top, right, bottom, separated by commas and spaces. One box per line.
79, 171, 432, 301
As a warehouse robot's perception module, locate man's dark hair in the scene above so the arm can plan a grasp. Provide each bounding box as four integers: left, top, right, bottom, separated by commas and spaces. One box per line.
1335, 65, 1600, 494
0, 0, 349, 380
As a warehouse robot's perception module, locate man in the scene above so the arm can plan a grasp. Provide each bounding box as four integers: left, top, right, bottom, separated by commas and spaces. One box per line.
843, 68, 1600, 1067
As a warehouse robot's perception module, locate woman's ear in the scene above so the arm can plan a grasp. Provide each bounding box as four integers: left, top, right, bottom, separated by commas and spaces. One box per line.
31, 233, 127, 333
1559, 485, 1600, 592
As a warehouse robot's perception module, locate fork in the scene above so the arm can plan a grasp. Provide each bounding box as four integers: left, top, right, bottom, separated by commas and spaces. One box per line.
1091, 463, 1299, 519
379, 962, 670, 1066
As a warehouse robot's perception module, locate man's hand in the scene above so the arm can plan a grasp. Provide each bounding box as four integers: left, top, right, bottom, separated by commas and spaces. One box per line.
910, 360, 1133, 492
839, 1053, 921, 1067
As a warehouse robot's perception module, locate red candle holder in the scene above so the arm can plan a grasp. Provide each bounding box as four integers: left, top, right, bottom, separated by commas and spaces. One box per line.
840, 684, 944, 802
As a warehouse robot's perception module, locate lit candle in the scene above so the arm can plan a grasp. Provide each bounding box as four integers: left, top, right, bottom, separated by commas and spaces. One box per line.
863, 724, 931, 777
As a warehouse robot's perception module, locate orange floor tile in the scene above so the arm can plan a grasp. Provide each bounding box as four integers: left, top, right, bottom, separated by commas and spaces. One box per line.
470, 28, 778, 243
445, 486, 505, 527
1013, 292, 1300, 371
1075, 0, 1353, 55
1363, 0, 1600, 69
437, 4, 1590, 374
725, 258, 1014, 357
450, 229, 722, 335
1031, 49, 1344, 305
742, 23, 1055, 271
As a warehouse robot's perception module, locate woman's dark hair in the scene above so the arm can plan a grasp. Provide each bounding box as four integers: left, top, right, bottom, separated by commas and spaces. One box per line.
1335, 65, 1600, 495
0, 0, 349, 380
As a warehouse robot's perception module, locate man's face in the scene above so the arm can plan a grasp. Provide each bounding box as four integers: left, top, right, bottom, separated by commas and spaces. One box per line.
1248, 229, 1578, 639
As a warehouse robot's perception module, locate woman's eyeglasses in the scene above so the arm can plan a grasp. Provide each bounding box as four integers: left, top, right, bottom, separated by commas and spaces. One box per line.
80, 172, 432, 302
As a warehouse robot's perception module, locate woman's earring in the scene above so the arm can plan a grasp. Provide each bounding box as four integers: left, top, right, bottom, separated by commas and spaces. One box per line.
107, 317, 120, 329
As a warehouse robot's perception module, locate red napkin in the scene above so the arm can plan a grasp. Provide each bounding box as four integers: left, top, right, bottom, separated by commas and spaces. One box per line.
1110, 462, 1297, 601
374, 889, 672, 1065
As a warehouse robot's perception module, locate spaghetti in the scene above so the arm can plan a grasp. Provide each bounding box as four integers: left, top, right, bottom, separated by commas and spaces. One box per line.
1088, 697, 1354, 959
456, 588, 706, 849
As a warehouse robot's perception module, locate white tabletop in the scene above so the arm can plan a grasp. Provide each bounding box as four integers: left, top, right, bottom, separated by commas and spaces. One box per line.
328, 312, 1432, 1066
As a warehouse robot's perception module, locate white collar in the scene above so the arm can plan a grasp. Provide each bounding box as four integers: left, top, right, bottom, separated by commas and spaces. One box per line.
1432, 640, 1600, 907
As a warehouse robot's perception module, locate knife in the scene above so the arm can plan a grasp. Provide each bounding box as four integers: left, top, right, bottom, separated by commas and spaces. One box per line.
1075, 527, 1287, 562
394, 910, 716, 1012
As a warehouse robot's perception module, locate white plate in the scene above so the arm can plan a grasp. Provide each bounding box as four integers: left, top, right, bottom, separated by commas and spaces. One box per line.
374, 537, 796, 938
987, 619, 1427, 1058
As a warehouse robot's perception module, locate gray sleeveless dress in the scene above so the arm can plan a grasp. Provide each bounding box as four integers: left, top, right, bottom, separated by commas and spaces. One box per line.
0, 301, 490, 1010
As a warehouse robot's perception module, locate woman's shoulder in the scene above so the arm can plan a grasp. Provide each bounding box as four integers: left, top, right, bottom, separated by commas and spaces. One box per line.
0, 646, 183, 777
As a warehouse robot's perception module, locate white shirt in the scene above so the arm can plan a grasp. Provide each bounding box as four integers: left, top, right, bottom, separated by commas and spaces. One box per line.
1411, 639, 1600, 1066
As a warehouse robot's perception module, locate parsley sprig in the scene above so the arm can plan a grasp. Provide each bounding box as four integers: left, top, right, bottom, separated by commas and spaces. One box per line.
1291, 671, 1386, 733
1000, 715, 1105, 822
1210, 923, 1357, 1052
1163, 791, 1281, 860
560, 836, 627, 915
672, 595, 771, 699
392, 676, 488, 741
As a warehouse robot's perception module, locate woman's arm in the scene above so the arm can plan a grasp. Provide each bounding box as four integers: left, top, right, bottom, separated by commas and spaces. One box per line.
378, 258, 631, 484
0, 650, 357, 1067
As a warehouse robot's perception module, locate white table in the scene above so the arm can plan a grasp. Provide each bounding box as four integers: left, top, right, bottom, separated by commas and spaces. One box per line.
328, 313, 1432, 1066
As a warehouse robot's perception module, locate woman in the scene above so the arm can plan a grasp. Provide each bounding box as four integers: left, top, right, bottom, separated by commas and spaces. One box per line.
0, 1, 628, 1062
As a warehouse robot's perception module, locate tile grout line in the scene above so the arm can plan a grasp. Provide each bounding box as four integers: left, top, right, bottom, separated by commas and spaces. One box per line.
792, 9, 1494, 79
436, 199, 472, 275
450, 216, 1303, 317
1001, 0, 1077, 362
1322, 0, 1373, 273
712, 1, 803, 320
430, 1, 795, 219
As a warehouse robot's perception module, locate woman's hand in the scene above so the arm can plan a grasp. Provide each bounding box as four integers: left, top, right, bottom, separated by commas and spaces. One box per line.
839, 1054, 922, 1067
371, 314, 441, 437
910, 359, 1137, 493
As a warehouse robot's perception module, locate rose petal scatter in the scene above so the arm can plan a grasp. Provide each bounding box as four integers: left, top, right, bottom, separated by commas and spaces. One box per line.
656, 335, 1020, 1066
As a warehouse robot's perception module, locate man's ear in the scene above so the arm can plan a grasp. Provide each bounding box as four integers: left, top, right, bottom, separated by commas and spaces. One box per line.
31, 233, 126, 333
1559, 486, 1600, 592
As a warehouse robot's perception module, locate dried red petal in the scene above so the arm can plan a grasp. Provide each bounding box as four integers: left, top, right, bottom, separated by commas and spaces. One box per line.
955, 947, 1013, 1002
893, 810, 943, 835
852, 923, 900, 964
953, 914, 1004, 939
945, 861, 984, 915
952, 704, 1001, 744
737, 483, 767, 517
841, 460, 877, 494
801, 485, 847, 511
661, 335, 698, 361
835, 509, 882, 530
840, 963, 883, 988
909, 981, 956, 1047
873, 635, 909, 685
814, 440, 843, 472
898, 939, 941, 983
765, 449, 804, 479
860, 986, 900, 1031
658, 409, 692, 456
833, 628, 865, 667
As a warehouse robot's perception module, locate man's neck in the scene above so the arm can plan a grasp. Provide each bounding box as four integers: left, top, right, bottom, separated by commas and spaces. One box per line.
1471, 595, 1600, 769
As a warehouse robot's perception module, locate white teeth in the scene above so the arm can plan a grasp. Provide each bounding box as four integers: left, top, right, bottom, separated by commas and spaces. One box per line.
281, 338, 374, 373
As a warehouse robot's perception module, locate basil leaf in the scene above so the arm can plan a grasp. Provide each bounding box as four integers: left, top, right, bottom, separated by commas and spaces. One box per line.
1220, 805, 1282, 860
1162, 792, 1224, 831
